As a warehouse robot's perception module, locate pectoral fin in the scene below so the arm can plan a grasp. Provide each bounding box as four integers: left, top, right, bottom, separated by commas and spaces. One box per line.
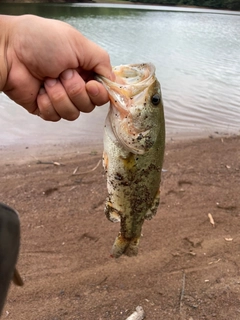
105, 198, 121, 223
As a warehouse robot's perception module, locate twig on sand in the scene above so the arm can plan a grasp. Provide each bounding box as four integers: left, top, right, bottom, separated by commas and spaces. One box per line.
72, 166, 79, 175
208, 213, 215, 227
72, 159, 101, 175
125, 306, 145, 320
36, 160, 63, 166
179, 271, 186, 315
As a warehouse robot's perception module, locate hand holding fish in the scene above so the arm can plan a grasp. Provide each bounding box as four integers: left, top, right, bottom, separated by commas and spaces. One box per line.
0, 14, 114, 121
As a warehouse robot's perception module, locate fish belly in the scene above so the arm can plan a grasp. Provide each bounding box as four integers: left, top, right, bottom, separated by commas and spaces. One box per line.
103, 125, 161, 258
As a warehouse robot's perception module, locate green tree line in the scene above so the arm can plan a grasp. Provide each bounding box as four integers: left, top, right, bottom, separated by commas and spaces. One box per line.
129, 0, 240, 10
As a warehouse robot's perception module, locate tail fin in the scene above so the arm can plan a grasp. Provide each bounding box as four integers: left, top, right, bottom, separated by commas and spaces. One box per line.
110, 233, 140, 258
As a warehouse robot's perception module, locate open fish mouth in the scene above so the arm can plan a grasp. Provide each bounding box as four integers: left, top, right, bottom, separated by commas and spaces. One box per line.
96, 63, 156, 114
97, 63, 156, 86
110, 63, 156, 85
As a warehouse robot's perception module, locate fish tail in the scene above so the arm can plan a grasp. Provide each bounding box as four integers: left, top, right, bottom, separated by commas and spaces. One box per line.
111, 233, 140, 258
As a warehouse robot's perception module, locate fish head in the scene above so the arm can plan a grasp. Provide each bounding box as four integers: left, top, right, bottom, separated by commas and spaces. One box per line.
97, 63, 164, 154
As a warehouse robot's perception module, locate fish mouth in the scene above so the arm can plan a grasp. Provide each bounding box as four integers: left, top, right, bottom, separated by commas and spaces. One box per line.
96, 63, 156, 115
112, 63, 156, 86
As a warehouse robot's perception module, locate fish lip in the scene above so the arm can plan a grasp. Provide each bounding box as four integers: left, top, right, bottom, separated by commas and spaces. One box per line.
96, 63, 156, 114
96, 62, 156, 89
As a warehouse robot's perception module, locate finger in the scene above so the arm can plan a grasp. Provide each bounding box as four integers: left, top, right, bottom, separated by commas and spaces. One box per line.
60, 69, 96, 113
76, 37, 115, 81
36, 88, 61, 121
44, 78, 80, 120
86, 80, 109, 106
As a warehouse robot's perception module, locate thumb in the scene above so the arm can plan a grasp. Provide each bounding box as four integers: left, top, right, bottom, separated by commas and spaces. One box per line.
78, 37, 115, 81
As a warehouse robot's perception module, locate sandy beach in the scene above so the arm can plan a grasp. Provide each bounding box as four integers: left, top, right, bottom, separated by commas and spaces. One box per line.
0, 133, 239, 319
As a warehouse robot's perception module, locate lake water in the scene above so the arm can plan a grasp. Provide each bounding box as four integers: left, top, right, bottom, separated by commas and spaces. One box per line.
0, 3, 240, 146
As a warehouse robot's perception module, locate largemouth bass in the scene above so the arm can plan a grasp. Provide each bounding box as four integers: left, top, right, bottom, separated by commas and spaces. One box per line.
97, 63, 165, 258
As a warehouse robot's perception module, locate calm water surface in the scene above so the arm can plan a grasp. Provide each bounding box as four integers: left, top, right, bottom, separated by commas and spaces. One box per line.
0, 4, 240, 146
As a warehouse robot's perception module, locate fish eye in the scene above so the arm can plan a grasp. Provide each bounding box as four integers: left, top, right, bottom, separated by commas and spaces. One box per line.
151, 93, 161, 106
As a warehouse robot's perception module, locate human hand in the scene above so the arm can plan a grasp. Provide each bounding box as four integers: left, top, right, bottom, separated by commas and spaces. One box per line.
0, 15, 114, 121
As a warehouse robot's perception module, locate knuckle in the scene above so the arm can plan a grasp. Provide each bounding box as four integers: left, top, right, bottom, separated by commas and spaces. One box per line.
99, 47, 110, 63
104, 52, 111, 64
50, 90, 66, 103
38, 97, 60, 121
38, 97, 52, 113
67, 82, 84, 98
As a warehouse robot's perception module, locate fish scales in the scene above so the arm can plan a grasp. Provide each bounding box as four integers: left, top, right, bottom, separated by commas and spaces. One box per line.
97, 63, 165, 258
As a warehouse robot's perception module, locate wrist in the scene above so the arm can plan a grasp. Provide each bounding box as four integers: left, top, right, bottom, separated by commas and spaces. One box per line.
0, 15, 11, 91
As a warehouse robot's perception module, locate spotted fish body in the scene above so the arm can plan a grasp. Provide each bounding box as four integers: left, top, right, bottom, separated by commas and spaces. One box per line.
98, 63, 165, 258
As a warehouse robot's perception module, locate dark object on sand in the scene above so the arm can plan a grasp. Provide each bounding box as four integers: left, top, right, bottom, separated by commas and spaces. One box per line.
0, 203, 22, 315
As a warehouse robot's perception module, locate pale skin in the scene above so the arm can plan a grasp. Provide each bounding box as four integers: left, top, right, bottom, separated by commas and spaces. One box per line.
0, 14, 115, 121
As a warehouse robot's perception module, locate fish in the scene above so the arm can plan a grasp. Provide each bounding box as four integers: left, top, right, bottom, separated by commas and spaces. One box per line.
97, 63, 165, 258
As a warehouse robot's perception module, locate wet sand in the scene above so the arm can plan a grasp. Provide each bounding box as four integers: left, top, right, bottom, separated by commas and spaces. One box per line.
1, 134, 240, 319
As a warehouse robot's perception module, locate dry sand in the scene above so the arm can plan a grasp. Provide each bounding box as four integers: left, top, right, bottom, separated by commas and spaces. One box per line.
1, 134, 240, 319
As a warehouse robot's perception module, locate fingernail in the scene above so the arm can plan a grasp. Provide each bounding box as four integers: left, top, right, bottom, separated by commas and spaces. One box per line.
61, 69, 74, 80
89, 85, 99, 97
45, 78, 57, 87
39, 88, 46, 95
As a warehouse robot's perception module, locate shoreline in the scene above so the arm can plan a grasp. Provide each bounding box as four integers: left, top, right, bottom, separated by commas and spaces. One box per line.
0, 131, 238, 165
1, 1, 239, 13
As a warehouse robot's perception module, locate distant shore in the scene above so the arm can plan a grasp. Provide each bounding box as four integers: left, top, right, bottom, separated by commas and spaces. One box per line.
1, 1, 238, 13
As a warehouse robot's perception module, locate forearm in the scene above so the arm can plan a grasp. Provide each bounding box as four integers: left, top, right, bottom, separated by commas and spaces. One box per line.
0, 15, 11, 91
